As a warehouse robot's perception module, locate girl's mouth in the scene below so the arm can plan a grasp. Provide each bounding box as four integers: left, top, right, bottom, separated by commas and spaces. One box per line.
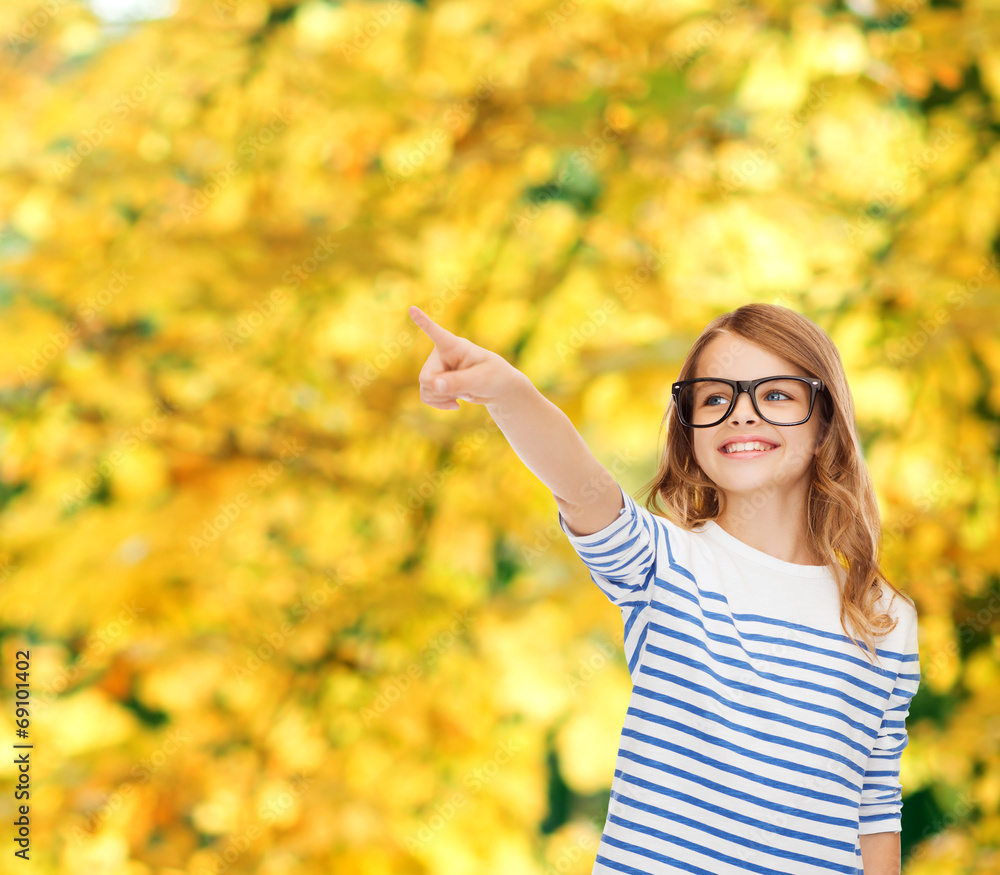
719, 441, 778, 457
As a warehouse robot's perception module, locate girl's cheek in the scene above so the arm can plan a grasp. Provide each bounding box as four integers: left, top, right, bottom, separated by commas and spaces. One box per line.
691, 437, 710, 468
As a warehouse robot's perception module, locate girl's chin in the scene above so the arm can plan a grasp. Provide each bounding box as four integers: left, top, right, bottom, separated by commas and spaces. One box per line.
712, 471, 810, 497
714, 481, 775, 497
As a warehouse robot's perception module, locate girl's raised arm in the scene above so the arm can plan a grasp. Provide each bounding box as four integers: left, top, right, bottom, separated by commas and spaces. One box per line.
409, 305, 624, 535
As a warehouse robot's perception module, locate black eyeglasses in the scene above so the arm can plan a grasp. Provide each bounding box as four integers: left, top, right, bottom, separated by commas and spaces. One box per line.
669, 376, 825, 428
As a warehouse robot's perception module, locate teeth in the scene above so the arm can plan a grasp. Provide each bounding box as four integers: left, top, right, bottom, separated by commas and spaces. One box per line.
724, 441, 774, 453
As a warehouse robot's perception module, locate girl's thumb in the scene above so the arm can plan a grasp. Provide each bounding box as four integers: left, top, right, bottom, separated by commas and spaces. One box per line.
434, 373, 470, 398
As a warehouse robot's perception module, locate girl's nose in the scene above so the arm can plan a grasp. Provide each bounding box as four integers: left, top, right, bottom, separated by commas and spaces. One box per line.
729, 390, 758, 424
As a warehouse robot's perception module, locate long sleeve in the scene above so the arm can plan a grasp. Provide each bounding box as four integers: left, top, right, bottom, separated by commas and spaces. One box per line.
557, 482, 659, 609
858, 604, 921, 835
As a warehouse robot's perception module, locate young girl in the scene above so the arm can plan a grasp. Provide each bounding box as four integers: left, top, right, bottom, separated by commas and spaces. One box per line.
409, 302, 919, 875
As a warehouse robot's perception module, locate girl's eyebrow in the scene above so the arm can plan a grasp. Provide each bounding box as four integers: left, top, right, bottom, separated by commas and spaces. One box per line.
693, 373, 811, 380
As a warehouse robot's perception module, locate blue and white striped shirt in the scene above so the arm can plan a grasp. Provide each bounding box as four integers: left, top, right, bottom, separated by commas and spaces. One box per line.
557, 485, 920, 875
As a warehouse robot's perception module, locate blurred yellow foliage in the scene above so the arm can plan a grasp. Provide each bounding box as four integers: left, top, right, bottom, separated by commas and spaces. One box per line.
0, 0, 998, 872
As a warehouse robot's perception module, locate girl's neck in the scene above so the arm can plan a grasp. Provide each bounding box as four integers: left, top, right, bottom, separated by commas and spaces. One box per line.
715, 495, 825, 566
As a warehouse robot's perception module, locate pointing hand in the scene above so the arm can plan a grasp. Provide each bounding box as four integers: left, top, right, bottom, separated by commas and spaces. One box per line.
409, 306, 518, 411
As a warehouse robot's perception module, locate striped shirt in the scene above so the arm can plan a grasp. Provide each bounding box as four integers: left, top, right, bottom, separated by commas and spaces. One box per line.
557, 484, 921, 875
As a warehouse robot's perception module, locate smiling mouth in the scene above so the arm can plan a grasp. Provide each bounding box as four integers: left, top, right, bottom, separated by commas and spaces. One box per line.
719, 441, 778, 456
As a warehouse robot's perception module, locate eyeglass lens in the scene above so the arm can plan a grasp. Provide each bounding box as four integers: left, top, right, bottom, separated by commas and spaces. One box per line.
678, 378, 812, 426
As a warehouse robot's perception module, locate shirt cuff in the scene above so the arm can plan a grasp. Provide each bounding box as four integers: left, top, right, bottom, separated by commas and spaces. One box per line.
556, 482, 633, 545
858, 814, 901, 836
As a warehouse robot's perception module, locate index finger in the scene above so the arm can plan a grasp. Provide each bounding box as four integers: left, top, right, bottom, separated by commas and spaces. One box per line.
408, 305, 457, 347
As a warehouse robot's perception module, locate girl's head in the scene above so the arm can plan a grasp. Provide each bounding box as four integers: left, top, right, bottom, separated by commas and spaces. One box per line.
639, 303, 904, 660
655, 303, 856, 515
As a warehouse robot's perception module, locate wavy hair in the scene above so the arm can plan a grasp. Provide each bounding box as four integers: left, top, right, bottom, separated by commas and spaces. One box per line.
636, 303, 908, 664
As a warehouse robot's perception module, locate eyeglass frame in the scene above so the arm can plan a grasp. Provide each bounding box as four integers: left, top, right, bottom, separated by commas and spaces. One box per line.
668, 375, 826, 428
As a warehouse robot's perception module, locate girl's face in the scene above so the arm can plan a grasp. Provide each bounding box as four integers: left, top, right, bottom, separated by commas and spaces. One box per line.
689, 332, 823, 505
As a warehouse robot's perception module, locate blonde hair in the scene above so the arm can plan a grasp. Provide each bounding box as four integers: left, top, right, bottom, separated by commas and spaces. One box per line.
636, 303, 908, 663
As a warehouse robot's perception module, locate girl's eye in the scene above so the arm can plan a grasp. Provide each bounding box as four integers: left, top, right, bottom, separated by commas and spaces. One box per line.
705, 394, 729, 406
763, 390, 792, 402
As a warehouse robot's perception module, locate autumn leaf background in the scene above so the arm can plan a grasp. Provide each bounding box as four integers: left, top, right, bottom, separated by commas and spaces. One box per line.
0, 0, 998, 872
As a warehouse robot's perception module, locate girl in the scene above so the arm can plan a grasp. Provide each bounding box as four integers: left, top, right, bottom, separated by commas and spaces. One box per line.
409, 302, 919, 875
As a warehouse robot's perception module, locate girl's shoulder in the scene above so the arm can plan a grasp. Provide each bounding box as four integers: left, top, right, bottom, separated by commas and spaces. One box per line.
630, 498, 700, 538
621, 491, 685, 535
632, 502, 705, 554
873, 579, 920, 656
875, 579, 918, 621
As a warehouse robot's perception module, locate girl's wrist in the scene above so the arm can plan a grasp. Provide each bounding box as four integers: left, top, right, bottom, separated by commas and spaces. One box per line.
485, 365, 531, 425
